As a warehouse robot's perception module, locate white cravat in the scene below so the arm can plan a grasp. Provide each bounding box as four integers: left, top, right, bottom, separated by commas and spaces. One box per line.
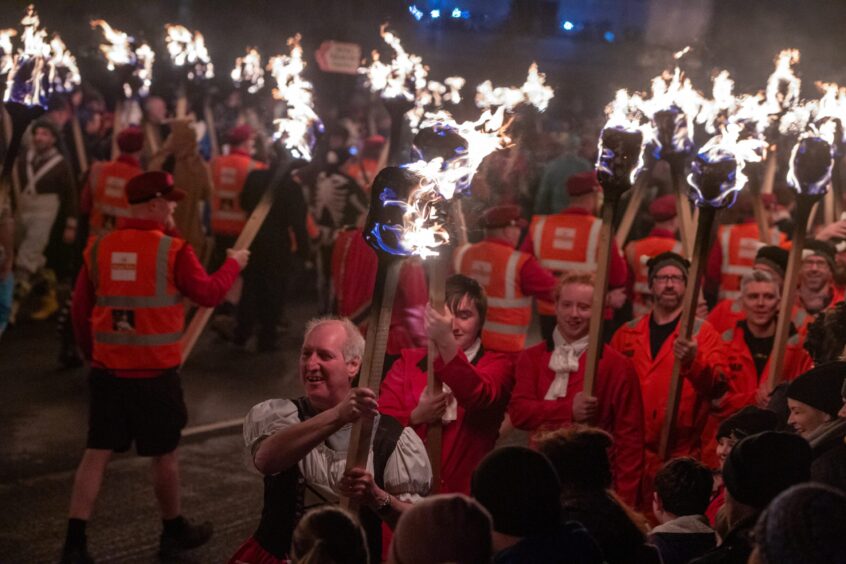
421, 338, 481, 424
544, 329, 589, 400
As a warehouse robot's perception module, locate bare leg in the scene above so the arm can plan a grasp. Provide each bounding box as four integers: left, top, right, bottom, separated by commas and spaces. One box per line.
151, 450, 180, 519
68, 448, 112, 519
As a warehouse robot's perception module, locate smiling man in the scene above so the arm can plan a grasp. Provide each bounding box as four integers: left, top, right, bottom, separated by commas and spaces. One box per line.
508, 272, 645, 507
231, 317, 431, 564
379, 274, 515, 495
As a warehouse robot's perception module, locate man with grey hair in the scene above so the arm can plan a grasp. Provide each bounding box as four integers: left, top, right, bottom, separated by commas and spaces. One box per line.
702, 270, 813, 463
230, 316, 432, 563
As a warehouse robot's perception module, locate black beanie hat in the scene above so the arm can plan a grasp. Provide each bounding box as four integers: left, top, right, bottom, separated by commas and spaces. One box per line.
786, 362, 846, 418
647, 251, 690, 285
470, 446, 561, 537
722, 431, 811, 509
755, 483, 846, 564
717, 406, 780, 441
755, 245, 789, 279
803, 239, 837, 273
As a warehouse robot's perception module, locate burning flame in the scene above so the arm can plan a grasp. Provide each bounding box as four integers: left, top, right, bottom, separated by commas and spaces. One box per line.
0, 29, 18, 76
268, 34, 322, 160
4, 5, 79, 107
231, 47, 264, 94
475, 62, 555, 112
165, 24, 214, 80
696, 70, 737, 134
360, 24, 427, 102
766, 49, 800, 114
599, 89, 649, 184
688, 124, 766, 208
91, 20, 155, 98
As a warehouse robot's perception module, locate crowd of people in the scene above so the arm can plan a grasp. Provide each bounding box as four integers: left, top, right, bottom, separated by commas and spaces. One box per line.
1, 79, 844, 563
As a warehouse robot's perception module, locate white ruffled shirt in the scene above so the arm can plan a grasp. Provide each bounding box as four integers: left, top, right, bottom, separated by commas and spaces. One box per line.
243, 398, 432, 503
420, 338, 482, 425
544, 329, 589, 400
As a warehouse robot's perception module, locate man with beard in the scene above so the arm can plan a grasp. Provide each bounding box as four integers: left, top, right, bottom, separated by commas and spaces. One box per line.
797, 239, 845, 315
230, 317, 431, 564
699, 270, 812, 468
610, 252, 722, 498
509, 272, 644, 507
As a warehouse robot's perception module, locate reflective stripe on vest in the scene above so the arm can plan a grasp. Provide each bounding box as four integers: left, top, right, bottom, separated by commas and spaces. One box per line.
484, 321, 529, 335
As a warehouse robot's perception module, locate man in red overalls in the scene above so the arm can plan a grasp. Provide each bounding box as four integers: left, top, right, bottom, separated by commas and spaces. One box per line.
63, 171, 249, 563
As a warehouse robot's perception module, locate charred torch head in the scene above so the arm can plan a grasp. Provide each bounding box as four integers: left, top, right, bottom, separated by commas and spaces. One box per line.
689, 150, 739, 208
653, 105, 693, 159
596, 126, 643, 202
364, 166, 421, 257
411, 124, 468, 164
787, 135, 833, 197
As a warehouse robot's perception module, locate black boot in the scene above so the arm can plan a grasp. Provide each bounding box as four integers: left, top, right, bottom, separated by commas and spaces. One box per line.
158, 517, 213, 559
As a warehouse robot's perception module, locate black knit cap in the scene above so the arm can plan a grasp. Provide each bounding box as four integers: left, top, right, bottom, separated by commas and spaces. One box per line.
722, 431, 811, 509
803, 239, 837, 273
786, 361, 846, 418
754, 245, 789, 279
647, 251, 690, 285
755, 483, 846, 564
716, 406, 780, 441
470, 446, 561, 537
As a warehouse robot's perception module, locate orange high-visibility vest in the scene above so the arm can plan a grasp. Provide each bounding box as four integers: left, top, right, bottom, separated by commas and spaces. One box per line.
626, 236, 683, 317
718, 223, 786, 300
89, 160, 142, 235
84, 229, 186, 370
529, 213, 602, 315
210, 153, 266, 236
453, 241, 532, 352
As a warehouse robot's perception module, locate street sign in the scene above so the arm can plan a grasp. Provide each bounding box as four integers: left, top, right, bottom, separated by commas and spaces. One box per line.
315, 41, 362, 75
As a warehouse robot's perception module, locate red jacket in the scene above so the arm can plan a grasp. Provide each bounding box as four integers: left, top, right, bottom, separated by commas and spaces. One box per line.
707, 297, 817, 337
508, 339, 645, 506
609, 314, 721, 458
72, 218, 241, 376
379, 347, 514, 495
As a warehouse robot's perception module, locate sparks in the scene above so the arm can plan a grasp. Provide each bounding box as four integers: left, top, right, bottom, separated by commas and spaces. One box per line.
231, 47, 264, 94
475, 62, 554, 112
268, 34, 322, 160
165, 24, 214, 81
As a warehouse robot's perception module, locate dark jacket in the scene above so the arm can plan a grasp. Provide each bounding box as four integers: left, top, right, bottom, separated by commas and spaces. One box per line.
494, 522, 603, 564
809, 418, 846, 492
648, 515, 717, 564
690, 514, 757, 564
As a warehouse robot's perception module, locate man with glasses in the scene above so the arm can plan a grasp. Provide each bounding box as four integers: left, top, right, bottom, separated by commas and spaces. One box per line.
611, 252, 722, 500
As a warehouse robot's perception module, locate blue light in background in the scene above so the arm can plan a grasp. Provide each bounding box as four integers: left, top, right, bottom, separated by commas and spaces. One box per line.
562, 20, 575, 31
430, 9, 440, 19
409, 4, 424, 21
452, 7, 462, 18
461, 10, 470, 19
603, 30, 616, 42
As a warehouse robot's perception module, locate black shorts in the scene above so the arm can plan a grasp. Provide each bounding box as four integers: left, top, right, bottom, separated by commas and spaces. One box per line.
86, 368, 188, 456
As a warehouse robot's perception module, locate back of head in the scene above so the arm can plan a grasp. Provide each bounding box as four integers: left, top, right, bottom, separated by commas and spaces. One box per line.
471, 446, 561, 537
754, 483, 846, 564
654, 457, 713, 517
536, 426, 613, 492
717, 406, 779, 442
722, 431, 811, 509
291, 506, 368, 564
388, 494, 492, 564
804, 301, 846, 365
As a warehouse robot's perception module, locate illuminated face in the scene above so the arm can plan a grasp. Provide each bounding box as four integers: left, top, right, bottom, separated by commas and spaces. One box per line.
650, 265, 686, 312
787, 398, 831, 438
716, 436, 737, 470
800, 255, 832, 292
555, 283, 593, 342
450, 294, 482, 351
300, 321, 360, 412
741, 281, 779, 329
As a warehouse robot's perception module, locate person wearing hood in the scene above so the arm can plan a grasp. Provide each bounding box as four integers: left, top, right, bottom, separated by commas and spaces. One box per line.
786, 361, 846, 491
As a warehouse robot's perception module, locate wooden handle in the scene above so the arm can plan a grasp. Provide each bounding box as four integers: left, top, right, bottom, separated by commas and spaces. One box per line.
750, 182, 770, 244
204, 99, 220, 159
341, 258, 403, 511
111, 100, 123, 160
767, 197, 816, 390
583, 204, 615, 396
425, 255, 448, 492
760, 147, 778, 195
672, 168, 695, 259
658, 206, 717, 460
615, 174, 648, 248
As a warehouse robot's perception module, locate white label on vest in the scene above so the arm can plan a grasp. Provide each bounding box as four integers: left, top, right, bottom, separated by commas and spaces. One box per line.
738, 237, 762, 260
220, 167, 238, 186
552, 227, 576, 250
110, 252, 138, 281
469, 260, 492, 286
104, 176, 126, 198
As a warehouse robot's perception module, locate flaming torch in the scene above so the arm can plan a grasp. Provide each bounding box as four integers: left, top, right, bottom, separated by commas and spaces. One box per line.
760, 49, 801, 195
231, 47, 264, 95
814, 82, 846, 222
267, 34, 323, 161
658, 125, 766, 460
584, 103, 645, 396
2, 5, 76, 196
164, 23, 213, 119
474, 62, 554, 113
766, 132, 832, 392
91, 19, 155, 160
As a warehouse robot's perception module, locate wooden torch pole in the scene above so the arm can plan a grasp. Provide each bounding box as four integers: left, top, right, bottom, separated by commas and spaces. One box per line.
760, 146, 778, 194
658, 205, 717, 460
615, 173, 649, 248
583, 203, 616, 396
425, 254, 448, 490
671, 166, 695, 258
110, 99, 124, 160
341, 257, 403, 510
767, 196, 816, 390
